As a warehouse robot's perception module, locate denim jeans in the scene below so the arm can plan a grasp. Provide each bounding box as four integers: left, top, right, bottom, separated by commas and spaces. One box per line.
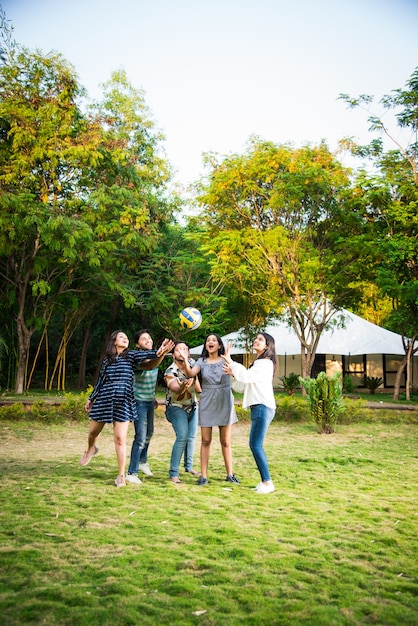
127, 400, 154, 475
166, 404, 198, 478
249, 404, 275, 482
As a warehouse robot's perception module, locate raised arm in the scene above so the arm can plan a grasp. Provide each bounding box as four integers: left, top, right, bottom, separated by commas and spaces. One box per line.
140, 338, 175, 370
225, 357, 273, 384
176, 344, 200, 377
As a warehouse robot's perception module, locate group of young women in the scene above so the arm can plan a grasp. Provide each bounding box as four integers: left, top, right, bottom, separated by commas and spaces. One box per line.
80, 329, 277, 494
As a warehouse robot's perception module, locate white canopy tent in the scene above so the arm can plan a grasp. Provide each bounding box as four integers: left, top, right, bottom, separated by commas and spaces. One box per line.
190, 310, 418, 389
190, 309, 411, 357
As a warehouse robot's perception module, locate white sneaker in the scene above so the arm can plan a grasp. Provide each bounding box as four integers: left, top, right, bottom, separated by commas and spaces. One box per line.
138, 463, 153, 477
126, 474, 142, 485
255, 481, 275, 494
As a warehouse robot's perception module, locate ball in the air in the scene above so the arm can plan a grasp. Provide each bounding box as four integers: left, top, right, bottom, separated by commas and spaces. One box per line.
179, 307, 202, 330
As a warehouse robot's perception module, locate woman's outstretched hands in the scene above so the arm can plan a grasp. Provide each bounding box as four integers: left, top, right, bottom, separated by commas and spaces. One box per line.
221, 342, 233, 374
222, 341, 233, 365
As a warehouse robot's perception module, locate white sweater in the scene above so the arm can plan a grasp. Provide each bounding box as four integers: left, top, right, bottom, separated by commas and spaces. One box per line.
229, 358, 276, 410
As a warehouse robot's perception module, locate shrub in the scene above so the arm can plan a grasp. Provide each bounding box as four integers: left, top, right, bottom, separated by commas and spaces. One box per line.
299, 372, 345, 433
279, 372, 300, 396
360, 376, 383, 394
0, 402, 28, 421
235, 405, 250, 422
59, 391, 90, 421
0, 391, 89, 423
342, 374, 357, 394
276, 395, 309, 422
339, 397, 368, 424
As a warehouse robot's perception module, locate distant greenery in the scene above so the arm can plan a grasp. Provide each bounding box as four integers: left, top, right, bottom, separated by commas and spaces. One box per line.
279, 373, 301, 396
0, 388, 417, 426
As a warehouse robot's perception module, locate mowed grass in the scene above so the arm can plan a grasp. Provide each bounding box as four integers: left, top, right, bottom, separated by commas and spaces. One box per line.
0, 411, 417, 626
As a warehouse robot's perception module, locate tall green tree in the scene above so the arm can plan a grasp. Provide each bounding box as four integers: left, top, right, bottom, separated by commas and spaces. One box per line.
340, 67, 418, 399
0, 46, 103, 392
135, 222, 229, 342
194, 139, 358, 378
0, 48, 177, 392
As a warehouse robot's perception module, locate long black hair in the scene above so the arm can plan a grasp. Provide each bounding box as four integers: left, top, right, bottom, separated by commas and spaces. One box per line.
105, 330, 129, 364
201, 333, 225, 358
253, 332, 277, 373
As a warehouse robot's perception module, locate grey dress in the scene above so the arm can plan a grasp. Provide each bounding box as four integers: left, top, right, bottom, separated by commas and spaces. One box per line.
197, 358, 237, 427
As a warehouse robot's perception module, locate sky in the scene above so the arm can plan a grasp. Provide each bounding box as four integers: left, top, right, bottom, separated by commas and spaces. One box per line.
3, 0, 418, 188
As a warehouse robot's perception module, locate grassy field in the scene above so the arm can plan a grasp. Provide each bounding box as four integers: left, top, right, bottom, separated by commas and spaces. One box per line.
0, 410, 417, 625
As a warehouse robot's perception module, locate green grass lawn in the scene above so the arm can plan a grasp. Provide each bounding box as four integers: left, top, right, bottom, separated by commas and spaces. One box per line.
0, 413, 417, 625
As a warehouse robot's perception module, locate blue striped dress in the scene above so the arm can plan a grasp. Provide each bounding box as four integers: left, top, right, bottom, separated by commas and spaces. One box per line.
88, 350, 157, 423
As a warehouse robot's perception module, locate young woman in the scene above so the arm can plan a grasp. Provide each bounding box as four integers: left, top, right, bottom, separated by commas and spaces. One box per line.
79, 330, 173, 487
164, 342, 201, 483
179, 334, 239, 486
222, 333, 276, 494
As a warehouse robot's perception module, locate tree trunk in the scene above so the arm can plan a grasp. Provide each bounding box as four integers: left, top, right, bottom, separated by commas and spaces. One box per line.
405, 338, 417, 401
393, 356, 407, 400
15, 313, 34, 394
300, 350, 315, 395
78, 320, 92, 389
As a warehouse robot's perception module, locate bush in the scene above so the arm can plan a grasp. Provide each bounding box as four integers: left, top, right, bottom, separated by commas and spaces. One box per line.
276, 395, 309, 422
235, 405, 250, 421
279, 373, 300, 396
0, 391, 89, 423
338, 397, 367, 424
299, 372, 345, 433
342, 374, 357, 394
0, 402, 28, 421
360, 376, 383, 394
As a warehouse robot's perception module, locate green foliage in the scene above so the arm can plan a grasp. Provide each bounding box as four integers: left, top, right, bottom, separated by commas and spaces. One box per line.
0, 402, 27, 421
194, 139, 364, 377
360, 375, 384, 394
342, 374, 357, 393
234, 405, 251, 422
339, 68, 418, 400
299, 372, 345, 433
0, 392, 88, 422
0, 46, 178, 392
276, 394, 309, 421
279, 372, 300, 395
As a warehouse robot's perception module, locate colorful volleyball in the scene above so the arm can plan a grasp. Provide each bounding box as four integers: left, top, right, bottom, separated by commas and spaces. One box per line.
179, 307, 202, 330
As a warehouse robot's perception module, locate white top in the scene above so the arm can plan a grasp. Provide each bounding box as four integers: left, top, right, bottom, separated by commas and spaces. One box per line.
229, 358, 276, 410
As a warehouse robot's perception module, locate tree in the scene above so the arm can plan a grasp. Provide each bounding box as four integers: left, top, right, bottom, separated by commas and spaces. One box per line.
0, 48, 176, 393
0, 46, 103, 393
0, 5, 13, 63
194, 139, 358, 378
135, 222, 229, 342
339, 68, 418, 399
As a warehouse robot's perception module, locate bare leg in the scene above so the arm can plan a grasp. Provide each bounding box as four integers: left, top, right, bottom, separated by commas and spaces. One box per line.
113, 421, 130, 477
79, 421, 104, 466
219, 425, 233, 475
200, 427, 212, 478
87, 421, 104, 451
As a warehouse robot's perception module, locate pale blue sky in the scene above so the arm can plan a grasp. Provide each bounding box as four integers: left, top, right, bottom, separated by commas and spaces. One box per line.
3, 0, 418, 186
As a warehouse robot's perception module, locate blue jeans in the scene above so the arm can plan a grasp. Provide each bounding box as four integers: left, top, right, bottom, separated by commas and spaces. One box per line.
166, 404, 198, 478
127, 400, 154, 475
249, 404, 275, 482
